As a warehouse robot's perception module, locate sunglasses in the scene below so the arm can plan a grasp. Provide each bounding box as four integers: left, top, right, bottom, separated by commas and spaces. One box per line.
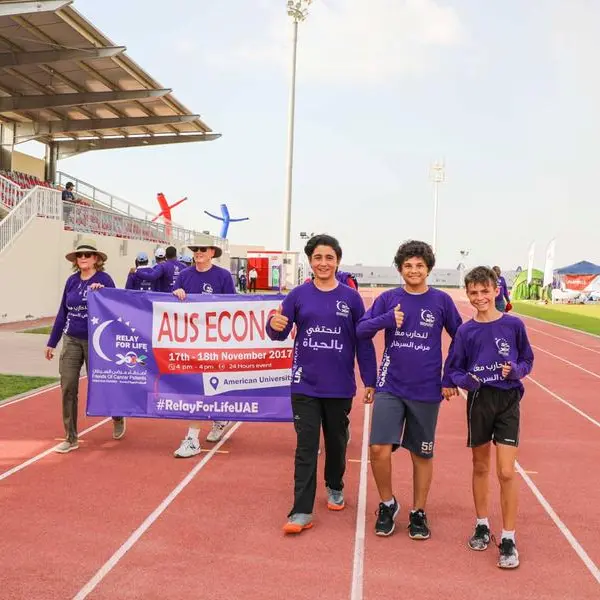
76, 252, 95, 259
193, 247, 209, 253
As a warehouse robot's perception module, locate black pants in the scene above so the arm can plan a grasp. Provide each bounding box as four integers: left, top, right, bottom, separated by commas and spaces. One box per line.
290, 394, 352, 516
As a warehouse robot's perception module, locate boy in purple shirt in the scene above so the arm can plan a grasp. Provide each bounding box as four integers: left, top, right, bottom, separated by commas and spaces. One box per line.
267, 234, 377, 534
356, 240, 462, 539
493, 266, 510, 312
171, 243, 237, 457
444, 266, 534, 569
125, 252, 157, 291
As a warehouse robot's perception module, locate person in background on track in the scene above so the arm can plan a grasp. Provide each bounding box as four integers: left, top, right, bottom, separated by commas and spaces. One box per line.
180, 254, 194, 268
171, 243, 237, 457
493, 266, 511, 312
304, 269, 358, 289
154, 247, 166, 265
443, 266, 534, 569
45, 238, 126, 453
266, 234, 377, 535
135, 245, 185, 293
125, 251, 157, 291
248, 266, 258, 292
238, 270, 247, 293
356, 240, 462, 540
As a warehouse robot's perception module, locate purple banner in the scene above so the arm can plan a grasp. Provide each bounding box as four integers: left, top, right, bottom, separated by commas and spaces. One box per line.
86, 289, 294, 421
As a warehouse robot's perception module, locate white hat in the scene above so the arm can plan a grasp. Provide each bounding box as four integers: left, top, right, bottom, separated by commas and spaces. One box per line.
65, 238, 107, 262
155, 248, 166, 258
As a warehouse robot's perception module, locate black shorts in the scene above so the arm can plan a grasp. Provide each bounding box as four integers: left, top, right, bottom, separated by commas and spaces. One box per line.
466, 386, 521, 448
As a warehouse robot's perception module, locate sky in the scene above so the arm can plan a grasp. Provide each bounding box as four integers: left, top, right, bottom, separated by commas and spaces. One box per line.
23, 0, 600, 270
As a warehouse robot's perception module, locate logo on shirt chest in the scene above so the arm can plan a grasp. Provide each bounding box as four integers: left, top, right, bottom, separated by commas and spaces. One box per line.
420, 308, 436, 328
336, 300, 350, 318
495, 337, 511, 357
202, 283, 214, 294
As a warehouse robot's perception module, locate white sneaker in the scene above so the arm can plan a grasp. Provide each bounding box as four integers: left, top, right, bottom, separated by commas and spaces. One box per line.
55, 440, 79, 454
174, 437, 201, 458
206, 421, 232, 443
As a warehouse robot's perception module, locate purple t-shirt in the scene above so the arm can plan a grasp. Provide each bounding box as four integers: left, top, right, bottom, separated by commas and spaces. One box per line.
356, 287, 463, 402
443, 314, 534, 395
125, 266, 157, 291
266, 282, 377, 398
136, 259, 186, 293
497, 276, 510, 303
174, 264, 236, 295
48, 271, 115, 347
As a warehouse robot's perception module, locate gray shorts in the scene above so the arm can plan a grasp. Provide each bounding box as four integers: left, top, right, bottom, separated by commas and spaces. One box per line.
369, 392, 441, 458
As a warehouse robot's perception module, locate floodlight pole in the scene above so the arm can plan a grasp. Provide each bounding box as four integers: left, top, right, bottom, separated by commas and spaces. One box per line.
283, 0, 311, 252
430, 161, 445, 254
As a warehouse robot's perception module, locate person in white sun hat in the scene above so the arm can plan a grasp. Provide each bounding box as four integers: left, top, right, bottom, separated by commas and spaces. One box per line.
171, 242, 238, 457
45, 238, 126, 453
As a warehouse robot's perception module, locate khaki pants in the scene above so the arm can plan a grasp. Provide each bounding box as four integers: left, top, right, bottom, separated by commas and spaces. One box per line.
59, 335, 122, 443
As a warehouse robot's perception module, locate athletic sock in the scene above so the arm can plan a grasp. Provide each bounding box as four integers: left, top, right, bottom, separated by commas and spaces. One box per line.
187, 428, 200, 441
383, 498, 396, 508
501, 529, 515, 542
477, 517, 490, 528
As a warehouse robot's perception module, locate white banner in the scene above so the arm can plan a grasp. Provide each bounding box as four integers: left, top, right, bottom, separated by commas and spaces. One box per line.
543, 239, 556, 287
527, 242, 535, 284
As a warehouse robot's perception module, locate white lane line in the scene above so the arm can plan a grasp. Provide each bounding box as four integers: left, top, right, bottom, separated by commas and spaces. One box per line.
515, 462, 600, 585
524, 325, 600, 355
458, 390, 600, 583
526, 376, 600, 429
72, 423, 241, 600
0, 418, 111, 482
515, 312, 600, 341
530, 345, 600, 379
350, 404, 371, 600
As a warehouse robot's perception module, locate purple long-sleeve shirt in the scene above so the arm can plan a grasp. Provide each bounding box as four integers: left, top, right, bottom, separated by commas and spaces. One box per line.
266, 282, 377, 398
125, 266, 157, 291
443, 314, 534, 395
135, 259, 186, 293
356, 287, 462, 403
47, 271, 115, 348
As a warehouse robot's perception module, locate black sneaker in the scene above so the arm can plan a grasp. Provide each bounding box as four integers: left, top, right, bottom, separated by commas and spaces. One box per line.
497, 537, 520, 569
468, 524, 491, 551
375, 498, 399, 536
408, 509, 430, 540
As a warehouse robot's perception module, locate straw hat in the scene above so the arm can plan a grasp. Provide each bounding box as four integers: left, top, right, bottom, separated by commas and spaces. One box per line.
65, 238, 107, 262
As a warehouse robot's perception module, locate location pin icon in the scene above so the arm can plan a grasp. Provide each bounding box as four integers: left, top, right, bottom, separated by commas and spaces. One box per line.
209, 377, 219, 390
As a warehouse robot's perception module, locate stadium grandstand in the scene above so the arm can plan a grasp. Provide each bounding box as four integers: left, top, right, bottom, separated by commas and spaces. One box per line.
0, 0, 225, 323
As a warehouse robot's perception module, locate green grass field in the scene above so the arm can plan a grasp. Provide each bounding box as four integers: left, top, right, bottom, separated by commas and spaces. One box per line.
22, 326, 52, 335
512, 301, 600, 336
0, 374, 59, 403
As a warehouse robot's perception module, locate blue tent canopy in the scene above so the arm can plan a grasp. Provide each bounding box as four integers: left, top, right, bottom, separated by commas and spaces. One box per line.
555, 260, 600, 275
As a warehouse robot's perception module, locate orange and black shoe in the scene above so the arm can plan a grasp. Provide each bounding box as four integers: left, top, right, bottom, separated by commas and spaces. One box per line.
283, 513, 313, 534
327, 487, 345, 511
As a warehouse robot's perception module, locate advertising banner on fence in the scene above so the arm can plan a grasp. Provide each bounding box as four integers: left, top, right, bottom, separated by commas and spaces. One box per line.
86, 289, 294, 421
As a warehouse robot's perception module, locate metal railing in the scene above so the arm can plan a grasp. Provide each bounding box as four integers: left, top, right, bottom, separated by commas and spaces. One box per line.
0, 187, 62, 255
57, 170, 178, 224
62, 201, 197, 245
0, 174, 27, 212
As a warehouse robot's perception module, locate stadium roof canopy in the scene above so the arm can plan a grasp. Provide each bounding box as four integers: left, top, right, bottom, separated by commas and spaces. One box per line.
0, 0, 220, 159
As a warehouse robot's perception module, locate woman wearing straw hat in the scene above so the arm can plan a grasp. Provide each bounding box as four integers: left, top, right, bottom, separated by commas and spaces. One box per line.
45, 238, 126, 453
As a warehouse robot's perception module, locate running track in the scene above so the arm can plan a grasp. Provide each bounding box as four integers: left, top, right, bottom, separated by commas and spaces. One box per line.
0, 290, 598, 599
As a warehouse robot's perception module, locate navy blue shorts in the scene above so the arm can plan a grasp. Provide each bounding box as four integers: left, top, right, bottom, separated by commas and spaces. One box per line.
369, 392, 441, 458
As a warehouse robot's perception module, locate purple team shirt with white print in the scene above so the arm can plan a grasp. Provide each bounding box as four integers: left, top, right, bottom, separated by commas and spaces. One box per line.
48, 271, 115, 348
174, 264, 236, 295
266, 282, 377, 398
356, 287, 462, 403
443, 314, 534, 395
497, 275, 510, 303
136, 259, 186, 293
